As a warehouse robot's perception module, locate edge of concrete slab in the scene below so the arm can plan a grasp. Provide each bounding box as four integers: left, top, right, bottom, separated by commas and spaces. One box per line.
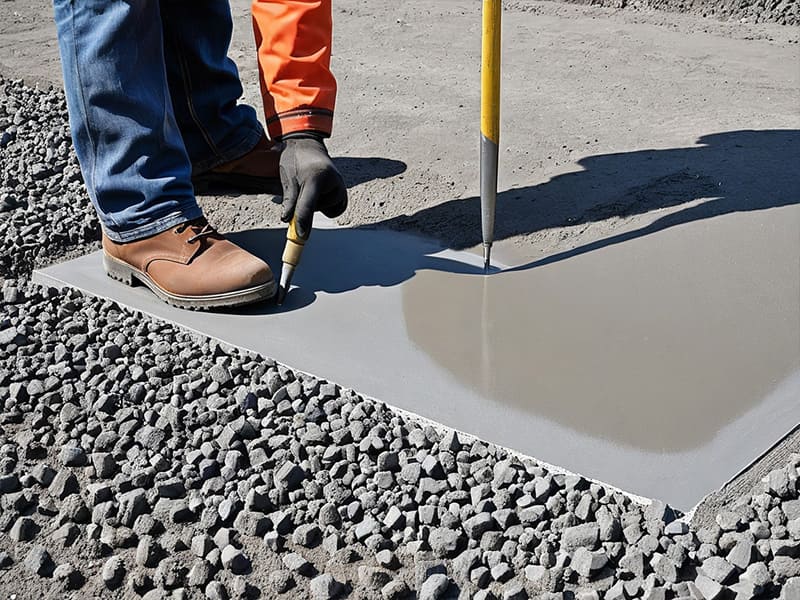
689, 423, 800, 528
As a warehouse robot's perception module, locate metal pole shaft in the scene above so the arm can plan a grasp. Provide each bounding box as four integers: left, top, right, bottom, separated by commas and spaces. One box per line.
480, 0, 501, 272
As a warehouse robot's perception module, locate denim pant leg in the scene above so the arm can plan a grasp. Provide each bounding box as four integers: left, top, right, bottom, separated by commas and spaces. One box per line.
53, 0, 202, 242
159, 0, 264, 174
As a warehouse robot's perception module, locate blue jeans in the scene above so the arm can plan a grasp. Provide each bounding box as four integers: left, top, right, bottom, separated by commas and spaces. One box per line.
53, 0, 265, 242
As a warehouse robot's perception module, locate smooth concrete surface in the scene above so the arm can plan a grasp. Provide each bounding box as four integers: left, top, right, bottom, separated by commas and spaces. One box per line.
34, 206, 800, 511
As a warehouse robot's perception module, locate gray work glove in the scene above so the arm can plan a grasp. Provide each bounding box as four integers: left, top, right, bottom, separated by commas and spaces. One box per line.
279, 136, 348, 239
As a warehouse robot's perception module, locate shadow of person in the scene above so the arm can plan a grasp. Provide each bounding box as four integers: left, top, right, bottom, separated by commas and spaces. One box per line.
227, 225, 486, 301
197, 156, 407, 196
372, 129, 799, 265
228, 129, 798, 312
333, 156, 407, 187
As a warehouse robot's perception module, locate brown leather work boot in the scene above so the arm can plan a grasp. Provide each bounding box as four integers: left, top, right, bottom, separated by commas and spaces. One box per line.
102, 218, 276, 310
192, 135, 283, 195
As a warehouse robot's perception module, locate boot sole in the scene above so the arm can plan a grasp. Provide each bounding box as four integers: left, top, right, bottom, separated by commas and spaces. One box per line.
192, 172, 283, 196
103, 253, 276, 311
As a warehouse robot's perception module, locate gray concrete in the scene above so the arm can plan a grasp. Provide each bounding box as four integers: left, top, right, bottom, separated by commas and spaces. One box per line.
34, 200, 800, 511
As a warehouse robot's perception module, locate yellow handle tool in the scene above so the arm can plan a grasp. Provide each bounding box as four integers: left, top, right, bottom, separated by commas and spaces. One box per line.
275, 215, 308, 305
481, 0, 502, 272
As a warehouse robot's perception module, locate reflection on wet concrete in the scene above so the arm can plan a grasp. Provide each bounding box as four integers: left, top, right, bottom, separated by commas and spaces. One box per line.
403, 245, 798, 452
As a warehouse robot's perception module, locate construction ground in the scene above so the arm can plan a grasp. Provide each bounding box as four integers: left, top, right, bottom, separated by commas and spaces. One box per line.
0, 0, 798, 598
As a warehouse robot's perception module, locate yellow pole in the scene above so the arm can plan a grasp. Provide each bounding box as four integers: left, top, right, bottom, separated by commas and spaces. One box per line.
480, 0, 501, 272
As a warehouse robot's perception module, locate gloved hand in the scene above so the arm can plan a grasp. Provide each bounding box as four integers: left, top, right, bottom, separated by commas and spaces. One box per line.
279, 136, 348, 239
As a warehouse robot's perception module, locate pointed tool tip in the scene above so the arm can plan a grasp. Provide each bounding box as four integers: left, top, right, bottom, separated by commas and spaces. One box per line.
276, 263, 294, 306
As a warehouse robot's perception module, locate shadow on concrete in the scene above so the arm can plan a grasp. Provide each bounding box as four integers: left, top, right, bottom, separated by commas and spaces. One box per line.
227, 226, 488, 315
375, 128, 800, 264
197, 156, 407, 196
333, 156, 408, 187
228, 129, 798, 312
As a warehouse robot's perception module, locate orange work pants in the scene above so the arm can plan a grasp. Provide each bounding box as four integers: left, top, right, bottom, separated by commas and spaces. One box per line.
252, 0, 337, 140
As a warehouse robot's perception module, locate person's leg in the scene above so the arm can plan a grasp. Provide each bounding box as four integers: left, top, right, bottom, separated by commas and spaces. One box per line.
159, 0, 264, 174
53, 0, 202, 242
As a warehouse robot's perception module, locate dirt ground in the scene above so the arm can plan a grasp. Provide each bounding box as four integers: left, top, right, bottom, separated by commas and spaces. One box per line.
1, 0, 798, 519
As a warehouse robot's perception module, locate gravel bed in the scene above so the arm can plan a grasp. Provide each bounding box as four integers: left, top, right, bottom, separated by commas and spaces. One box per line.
2, 79, 799, 600
0, 77, 100, 281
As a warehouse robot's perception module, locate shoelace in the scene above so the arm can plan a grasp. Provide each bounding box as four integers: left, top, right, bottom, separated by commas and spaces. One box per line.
175, 219, 218, 244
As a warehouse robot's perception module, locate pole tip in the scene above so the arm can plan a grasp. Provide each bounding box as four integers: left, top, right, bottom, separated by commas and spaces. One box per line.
483, 244, 492, 274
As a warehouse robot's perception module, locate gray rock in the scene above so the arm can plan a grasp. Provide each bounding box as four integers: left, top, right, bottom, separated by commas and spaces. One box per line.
740, 562, 771, 590
319, 502, 341, 527
136, 535, 161, 568
10, 516, 37, 542
652, 553, 678, 583
188, 560, 213, 587
191, 534, 214, 558
91, 452, 116, 478
773, 556, 800, 579
502, 583, 528, 600
283, 552, 313, 575
59, 445, 87, 466
561, 523, 600, 551
205, 580, 229, 600
779, 577, 800, 600
376, 549, 399, 570
429, 527, 465, 558
771, 538, 800, 558
58, 493, 90, 523
464, 512, 496, 540
768, 468, 791, 498
355, 515, 380, 540
275, 461, 305, 490
571, 547, 609, 577
524, 565, 546, 583
0, 475, 20, 494
23, 545, 53, 576
358, 566, 391, 589
700, 556, 737, 584
419, 573, 450, 600
694, 574, 724, 600
727, 539, 755, 570
381, 580, 409, 600
665, 521, 689, 536
643, 587, 666, 600
53, 563, 81, 589
310, 573, 341, 600
221, 545, 250, 574
101, 556, 125, 589
491, 562, 513, 582
233, 510, 268, 537
606, 579, 627, 600
50, 469, 79, 499
293, 523, 322, 548
784, 500, 800, 521
119, 488, 149, 527
471, 566, 491, 588
269, 570, 294, 593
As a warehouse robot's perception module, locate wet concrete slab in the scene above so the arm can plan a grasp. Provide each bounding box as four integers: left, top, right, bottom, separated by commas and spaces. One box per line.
33, 205, 800, 511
